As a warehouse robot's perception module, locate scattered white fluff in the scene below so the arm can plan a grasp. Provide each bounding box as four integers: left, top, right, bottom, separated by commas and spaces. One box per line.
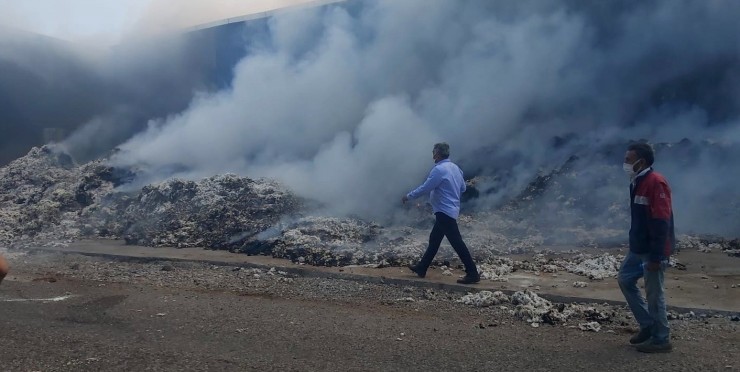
459, 291, 510, 307
564, 254, 622, 280
541, 264, 559, 273
511, 290, 553, 323
478, 258, 514, 282
677, 235, 739, 258
579, 322, 602, 332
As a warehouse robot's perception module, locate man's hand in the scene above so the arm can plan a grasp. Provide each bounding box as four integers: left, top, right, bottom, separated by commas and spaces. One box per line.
646, 261, 662, 272
401, 195, 409, 204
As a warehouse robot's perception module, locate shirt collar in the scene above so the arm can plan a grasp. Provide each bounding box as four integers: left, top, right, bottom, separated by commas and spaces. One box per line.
631, 166, 652, 185
435, 159, 450, 165
636, 166, 651, 178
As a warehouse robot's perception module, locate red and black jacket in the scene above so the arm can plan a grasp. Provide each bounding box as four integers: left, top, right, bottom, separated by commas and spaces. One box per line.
629, 169, 676, 262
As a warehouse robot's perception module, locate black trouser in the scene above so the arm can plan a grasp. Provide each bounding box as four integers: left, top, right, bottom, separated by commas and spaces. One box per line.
418, 212, 478, 276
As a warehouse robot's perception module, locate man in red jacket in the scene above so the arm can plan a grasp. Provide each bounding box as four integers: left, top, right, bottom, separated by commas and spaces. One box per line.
618, 142, 675, 353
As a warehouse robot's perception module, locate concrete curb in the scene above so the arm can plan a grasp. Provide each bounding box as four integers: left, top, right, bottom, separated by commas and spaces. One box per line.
24, 247, 740, 318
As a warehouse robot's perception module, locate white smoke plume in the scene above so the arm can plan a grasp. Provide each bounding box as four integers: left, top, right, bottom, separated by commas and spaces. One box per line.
106, 0, 740, 233
3, 0, 740, 236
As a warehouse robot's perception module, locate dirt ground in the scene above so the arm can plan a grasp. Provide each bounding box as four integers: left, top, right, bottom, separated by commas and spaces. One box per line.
25, 240, 740, 311
0, 247, 738, 372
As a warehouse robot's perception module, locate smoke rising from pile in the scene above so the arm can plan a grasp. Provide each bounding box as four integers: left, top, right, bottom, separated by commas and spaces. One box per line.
3, 0, 740, 236
110, 0, 740, 235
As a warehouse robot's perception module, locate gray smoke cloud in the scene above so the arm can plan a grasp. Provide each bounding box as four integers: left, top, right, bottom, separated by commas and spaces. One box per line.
5, 0, 740, 236
0, 0, 324, 165
0, 26, 226, 165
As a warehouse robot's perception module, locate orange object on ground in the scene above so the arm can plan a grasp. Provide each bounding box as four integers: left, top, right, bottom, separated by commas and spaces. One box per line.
0, 254, 8, 285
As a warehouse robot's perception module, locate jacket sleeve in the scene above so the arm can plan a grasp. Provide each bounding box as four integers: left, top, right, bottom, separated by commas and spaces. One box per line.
407, 167, 443, 200
647, 181, 672, 262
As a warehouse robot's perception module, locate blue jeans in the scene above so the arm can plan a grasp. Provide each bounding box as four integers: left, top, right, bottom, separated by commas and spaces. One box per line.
617, 252, 670, 344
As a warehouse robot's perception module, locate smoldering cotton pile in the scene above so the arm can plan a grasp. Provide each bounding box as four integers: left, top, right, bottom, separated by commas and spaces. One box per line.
502, 235, 547, 255
491, 141, 740, 244
563, 253, 622, 280
3, 146, 736, 272
523, 301, 613, 328
461, 289, 614, 328
461, 252, 625, 283
502, 163, 631, 247
511, 290, 557, 324
439, 266, 454, 276
0, 146, 547, 265
667, 310, 698, 321
0, 148, 550, 265
478, 258, 514, 282
0, 146, 300, 250
0, 146, 122, 247
244, 217, 384, 266
237, 214, 553, 268
456, 214, 550, 255
110, 174, 299, 248
578, 322, 602, 332
514, 253, 561, 274
459, 291, 510, 307
679, 235, 714, 253
678, 235, 740, 258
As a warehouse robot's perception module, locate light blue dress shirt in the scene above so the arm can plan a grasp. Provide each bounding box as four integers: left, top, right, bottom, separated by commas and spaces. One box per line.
406, 159, 466, 219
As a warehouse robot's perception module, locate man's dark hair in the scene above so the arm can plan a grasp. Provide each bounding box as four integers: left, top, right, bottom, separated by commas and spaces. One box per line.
433, 143, 450, 159
628, 142, 655, 166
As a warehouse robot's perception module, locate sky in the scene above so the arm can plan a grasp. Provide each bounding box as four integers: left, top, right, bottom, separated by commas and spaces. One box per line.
0, 0, 325, 44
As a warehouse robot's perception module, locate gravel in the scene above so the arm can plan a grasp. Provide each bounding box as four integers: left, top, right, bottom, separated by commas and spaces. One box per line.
3, 250, 739, 343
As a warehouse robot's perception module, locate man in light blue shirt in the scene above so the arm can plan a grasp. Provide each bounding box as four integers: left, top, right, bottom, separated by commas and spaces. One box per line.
402, 143, 480, 284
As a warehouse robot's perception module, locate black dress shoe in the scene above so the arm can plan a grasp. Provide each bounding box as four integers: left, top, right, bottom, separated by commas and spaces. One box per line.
457, 275, 480, 284
636, 341, 672, 353
629, 328, 652, 345
407, 264, 426, 278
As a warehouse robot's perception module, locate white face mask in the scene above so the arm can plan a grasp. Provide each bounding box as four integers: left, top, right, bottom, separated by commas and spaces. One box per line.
623, 162, 635, 176
623, 160, 642, 178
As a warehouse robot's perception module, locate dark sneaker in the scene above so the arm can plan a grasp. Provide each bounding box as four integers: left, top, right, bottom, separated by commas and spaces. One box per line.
629, 328, 652, 345
456, 275, 480, 284
407, 264, 426, 278
636, 341, 673, 353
